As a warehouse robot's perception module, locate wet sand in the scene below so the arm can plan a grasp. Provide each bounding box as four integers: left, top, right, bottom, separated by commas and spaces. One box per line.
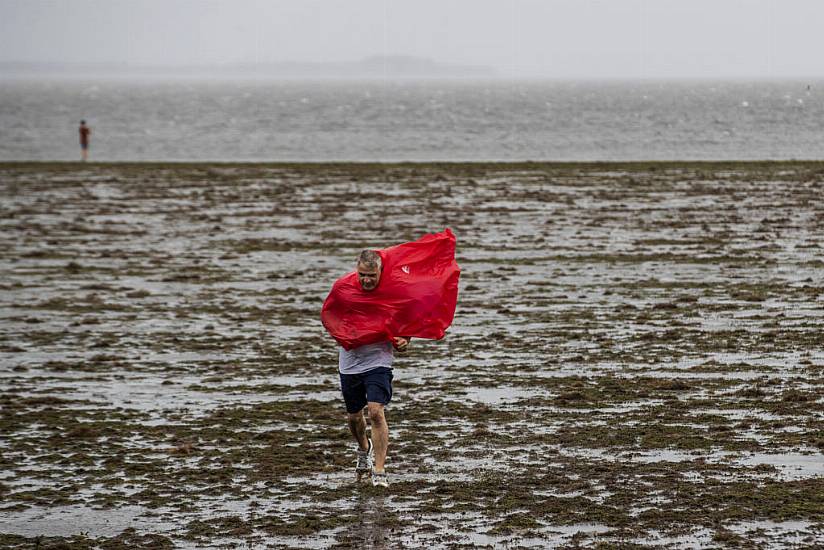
1, 162, 822, 549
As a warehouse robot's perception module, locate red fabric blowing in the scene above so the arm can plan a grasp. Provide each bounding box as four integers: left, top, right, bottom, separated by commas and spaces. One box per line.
321, 229, 460, 350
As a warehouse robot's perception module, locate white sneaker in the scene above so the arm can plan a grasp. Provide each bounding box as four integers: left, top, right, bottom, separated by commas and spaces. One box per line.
356, 439, 373, 478
372, 470, 388, 488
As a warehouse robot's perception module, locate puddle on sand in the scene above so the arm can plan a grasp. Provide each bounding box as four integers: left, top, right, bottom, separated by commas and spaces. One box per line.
733, 451, 824, 480
460, 385, 549, 404
465, 523, 612, 549
633, 528, 716, 549
0, 505, 167, 538
562, 447, 824, 481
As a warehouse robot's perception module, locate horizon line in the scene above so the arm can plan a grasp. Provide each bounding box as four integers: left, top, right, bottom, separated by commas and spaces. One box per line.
2, 60, 824, 81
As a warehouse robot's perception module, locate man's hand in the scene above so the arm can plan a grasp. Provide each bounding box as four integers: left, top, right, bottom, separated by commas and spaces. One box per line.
393, 336, 410, 352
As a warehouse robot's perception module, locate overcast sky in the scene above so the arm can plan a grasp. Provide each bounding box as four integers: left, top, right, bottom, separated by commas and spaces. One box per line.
1, 0, 822, 78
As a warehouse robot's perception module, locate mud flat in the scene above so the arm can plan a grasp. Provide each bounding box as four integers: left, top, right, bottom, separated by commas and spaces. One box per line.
1, 161, 822, 549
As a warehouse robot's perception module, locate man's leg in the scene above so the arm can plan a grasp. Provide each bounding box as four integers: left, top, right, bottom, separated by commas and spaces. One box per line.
347, 409, 369, 451
367, 402, 388, 472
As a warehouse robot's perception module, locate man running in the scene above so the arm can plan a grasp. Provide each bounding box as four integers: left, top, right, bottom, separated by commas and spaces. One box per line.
78, 120, 91, 161
322, 230, 460, 487
338, 250, 409, 488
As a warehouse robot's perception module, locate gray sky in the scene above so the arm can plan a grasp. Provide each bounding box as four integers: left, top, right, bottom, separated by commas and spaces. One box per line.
1, 0, 822, 78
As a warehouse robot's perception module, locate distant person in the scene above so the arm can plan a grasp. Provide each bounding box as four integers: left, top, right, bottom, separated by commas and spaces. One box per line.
78, 120, 91, 161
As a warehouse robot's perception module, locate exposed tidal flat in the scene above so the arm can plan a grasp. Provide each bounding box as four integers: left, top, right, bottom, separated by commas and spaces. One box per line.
0, 161, 822, 549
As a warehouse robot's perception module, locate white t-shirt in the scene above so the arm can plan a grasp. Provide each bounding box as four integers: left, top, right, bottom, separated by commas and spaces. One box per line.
339, 340, 394, 374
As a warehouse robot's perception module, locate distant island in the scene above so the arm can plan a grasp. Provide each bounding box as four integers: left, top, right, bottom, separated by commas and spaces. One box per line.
0, 56, 496, 79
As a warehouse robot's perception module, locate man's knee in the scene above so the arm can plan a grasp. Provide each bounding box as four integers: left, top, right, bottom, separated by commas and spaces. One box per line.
347, 409, 365, 423
367, 403, 385, 424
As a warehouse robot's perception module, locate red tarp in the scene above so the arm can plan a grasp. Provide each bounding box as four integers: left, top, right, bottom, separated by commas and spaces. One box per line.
321, 229, 460, 350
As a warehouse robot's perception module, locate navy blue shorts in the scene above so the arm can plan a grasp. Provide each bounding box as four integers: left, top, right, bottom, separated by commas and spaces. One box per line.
339, 367, 393, 414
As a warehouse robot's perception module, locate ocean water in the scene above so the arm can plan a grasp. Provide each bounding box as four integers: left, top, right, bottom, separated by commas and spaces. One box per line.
0, 79, 822, 161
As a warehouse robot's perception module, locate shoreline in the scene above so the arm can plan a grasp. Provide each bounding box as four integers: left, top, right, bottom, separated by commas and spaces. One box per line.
3, 159, 824, 169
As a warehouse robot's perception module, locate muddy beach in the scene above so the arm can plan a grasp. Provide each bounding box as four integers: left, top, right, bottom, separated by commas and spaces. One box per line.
1, 161, 822, 549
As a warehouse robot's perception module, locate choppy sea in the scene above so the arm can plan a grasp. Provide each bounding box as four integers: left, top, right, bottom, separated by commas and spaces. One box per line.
0, 79, 822, 161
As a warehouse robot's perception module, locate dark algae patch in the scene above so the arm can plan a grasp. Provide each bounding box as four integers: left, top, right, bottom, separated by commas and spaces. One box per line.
1, 162, 823, 548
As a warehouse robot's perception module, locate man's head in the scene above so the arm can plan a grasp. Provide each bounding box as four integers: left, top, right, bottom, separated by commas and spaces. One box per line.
356, 249, 382, 291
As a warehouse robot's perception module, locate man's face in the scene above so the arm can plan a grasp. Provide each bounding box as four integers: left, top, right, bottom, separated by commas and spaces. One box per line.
357, 262, 381, 291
